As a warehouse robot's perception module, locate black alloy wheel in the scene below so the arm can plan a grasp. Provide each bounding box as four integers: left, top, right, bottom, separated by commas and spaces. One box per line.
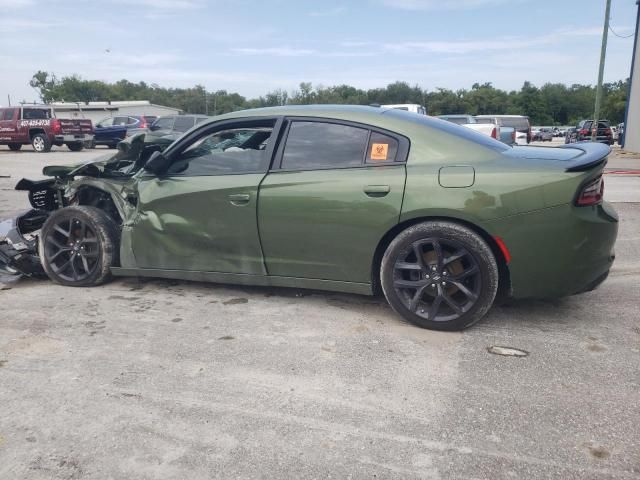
381, 221, 498, 331
43, 216, 100, 282
392, 238, 480, 322
39, 206, 119, 286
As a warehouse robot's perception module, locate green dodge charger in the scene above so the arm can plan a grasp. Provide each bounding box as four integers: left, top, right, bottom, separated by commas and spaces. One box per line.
0, 105, 618, 330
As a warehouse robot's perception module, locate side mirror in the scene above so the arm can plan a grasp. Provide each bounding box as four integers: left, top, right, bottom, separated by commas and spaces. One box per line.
143, 151, 170, 175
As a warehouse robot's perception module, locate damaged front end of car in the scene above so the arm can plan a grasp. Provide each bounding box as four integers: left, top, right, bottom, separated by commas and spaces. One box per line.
0, 133, 172, 277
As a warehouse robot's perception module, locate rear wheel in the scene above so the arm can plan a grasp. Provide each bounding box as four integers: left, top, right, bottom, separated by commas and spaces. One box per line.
31, 133, 51, 153
7, 143, 22, 151
39, 206, 120, 287
380, 221, 498, 331
67, 142, 84, 152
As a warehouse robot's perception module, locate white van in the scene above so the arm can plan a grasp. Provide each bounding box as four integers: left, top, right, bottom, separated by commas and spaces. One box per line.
382, 104, 427, 115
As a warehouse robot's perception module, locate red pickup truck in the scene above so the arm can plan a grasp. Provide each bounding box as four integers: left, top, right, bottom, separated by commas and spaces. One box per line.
0, 105, 94, 152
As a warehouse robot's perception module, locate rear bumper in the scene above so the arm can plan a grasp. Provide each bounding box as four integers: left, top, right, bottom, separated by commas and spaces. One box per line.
488, 202, 618, 299
54, 133, 94, 144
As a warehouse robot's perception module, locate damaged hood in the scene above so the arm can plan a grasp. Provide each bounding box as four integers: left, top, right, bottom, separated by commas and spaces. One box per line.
43, 132, 177, 179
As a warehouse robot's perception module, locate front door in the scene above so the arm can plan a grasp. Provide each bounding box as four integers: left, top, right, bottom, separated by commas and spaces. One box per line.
258, 119, 408, 284
130, 117, 281, 274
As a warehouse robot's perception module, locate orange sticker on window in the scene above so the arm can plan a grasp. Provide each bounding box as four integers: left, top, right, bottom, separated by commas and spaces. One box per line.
370, 143, 389, 161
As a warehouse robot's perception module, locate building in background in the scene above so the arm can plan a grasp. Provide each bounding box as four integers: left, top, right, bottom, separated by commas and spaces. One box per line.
623, 0, 640, 152
50, 101, 182, 124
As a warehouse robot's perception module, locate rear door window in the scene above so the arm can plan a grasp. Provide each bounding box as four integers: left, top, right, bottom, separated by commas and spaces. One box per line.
113, 116, 129, 126
281, 121, 369, 170
2, 109, 15, 120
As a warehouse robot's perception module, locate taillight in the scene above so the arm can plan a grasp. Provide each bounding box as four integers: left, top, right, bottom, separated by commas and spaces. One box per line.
138, 119, 147, 129
605, 128, 611, 135
491, 127, 497, 139
579, 129, 589, 136
50, 119, 62, 135
511, 130, 516, 142
576, 176, 604, 206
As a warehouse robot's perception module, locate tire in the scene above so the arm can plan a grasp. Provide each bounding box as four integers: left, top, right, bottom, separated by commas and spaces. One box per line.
380, 221, 498, 331
39, 206, 120, 287
108, 144, 117, 149
8, 143, 22, 151
31, 133, 51, 153
67, 142, 84, 152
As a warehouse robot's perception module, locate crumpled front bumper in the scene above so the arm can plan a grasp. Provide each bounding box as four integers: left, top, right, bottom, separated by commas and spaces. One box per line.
0, 209, 49, 276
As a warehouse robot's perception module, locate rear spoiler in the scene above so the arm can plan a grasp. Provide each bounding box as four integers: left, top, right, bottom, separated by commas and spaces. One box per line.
558, 142, 610, 172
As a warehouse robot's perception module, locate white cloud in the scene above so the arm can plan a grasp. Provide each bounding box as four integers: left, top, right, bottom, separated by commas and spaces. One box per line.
379, 0, 510, 10
381, 27, 605, 55
309, 6, 346, 16
0, 0, 33, 8
112, 0, 204, 9
231, 47, 316, 57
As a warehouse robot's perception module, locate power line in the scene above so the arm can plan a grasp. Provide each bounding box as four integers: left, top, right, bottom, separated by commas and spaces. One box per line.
609, 25, 634, 38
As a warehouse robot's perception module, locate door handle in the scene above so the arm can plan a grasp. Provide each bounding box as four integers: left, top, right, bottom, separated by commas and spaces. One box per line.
363, 185, 390, 197
228, 193, 251, 206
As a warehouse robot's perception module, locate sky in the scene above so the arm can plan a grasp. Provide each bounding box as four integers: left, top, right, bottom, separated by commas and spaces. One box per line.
0, 0, 638, 105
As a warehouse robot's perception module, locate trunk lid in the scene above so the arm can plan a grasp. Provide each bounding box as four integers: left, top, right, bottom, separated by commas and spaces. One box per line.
503, 142, 609, 172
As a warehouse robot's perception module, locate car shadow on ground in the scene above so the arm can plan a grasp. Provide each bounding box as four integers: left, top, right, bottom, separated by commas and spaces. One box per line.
1, 273, 587, 332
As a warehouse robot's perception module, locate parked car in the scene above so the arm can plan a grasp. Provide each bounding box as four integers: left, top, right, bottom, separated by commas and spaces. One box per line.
436, 115, 501, 141
531, 128, 542, 141
0, 105, 93, 152
474, 116, 516, 145
565, 127, 577, 144
539, 127, 554, 142
475, 115, 531, 144
0, 106, 617, 331
381, 104, 427, 115
92, 115, 157, 148
575, 120, 614, 145
140, 114, 210, 137
617, 123, 624, 146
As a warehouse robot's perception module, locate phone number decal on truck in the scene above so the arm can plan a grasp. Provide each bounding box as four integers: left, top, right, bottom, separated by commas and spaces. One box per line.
19, 120, 50, 127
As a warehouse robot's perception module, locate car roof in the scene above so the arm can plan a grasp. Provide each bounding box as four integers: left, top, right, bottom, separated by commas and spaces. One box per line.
197, 105, 509, 153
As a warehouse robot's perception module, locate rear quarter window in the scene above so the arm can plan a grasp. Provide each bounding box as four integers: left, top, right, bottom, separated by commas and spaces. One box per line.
366, 131, 399, 163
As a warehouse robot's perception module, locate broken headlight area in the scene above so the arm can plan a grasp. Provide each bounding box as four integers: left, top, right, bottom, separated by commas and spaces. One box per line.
0, 209, 49, 276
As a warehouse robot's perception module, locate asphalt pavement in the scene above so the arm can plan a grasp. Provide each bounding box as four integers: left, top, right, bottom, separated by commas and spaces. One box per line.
0, 143, 638, 479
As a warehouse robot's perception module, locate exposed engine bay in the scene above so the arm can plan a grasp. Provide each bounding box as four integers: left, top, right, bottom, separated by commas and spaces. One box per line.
0, 133, 170, 276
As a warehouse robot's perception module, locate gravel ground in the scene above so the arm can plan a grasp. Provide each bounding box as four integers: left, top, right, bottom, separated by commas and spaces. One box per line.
0, 144, 638, 479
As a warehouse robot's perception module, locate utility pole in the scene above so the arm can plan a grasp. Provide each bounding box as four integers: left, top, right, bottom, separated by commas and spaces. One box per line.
204, 90, 209, 115
592, 0, 611, 141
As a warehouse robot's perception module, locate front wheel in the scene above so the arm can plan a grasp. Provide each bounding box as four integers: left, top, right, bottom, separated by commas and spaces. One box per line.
380, 221, 498, 331
67, 142, 84, 152
39, 206, 120, 287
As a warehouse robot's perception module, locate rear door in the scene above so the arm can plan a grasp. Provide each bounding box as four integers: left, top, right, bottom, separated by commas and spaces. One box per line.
258, 118, 408, 283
